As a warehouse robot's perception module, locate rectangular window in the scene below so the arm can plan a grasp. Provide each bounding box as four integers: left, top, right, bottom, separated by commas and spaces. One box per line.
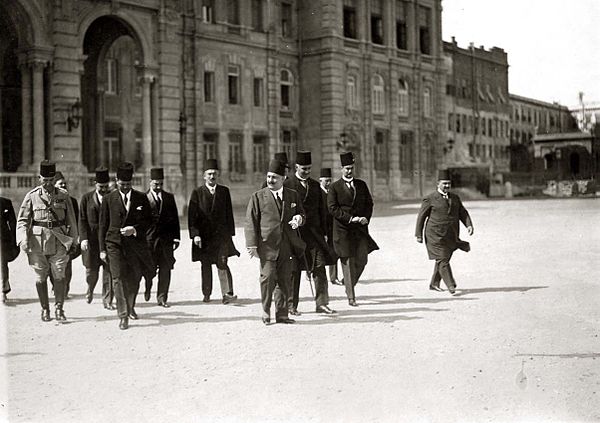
448, 113, 454, 131
374, 130, 388, 175
455, 114, 461, 133
423, 87, 432, 118
251, 0, 264, 31
227, 0, 240, 25
252, 135, 268, 173
399, 130, 414, 176
204, 71, 214, 103
228, 133, 245, 176
203, 132, 219, 162
103, 126, 121, 170
253, 78, 264, 107
228, 66, 239, 105
371, 15, 384, 45
347, 75, 358, 109
201, 0, 214, 22
106, 58, 118, 95
281, 129, 295, 163
281, 2, 292, 38
396, 0, 407, 50
418, 6, 431, 55
343, 7, 357, 39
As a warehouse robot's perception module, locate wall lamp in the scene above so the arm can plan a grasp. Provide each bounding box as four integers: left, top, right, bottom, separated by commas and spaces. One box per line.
66, 98, 82, 131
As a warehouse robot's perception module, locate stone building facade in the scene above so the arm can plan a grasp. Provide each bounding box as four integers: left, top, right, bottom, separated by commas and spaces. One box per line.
0, 0, 446, 207
442, 38, 511, 175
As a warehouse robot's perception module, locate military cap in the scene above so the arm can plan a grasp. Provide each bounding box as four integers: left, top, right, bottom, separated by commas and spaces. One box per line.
40, 160, 56, 178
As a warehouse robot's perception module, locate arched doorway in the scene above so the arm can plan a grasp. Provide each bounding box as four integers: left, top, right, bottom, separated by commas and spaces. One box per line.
82, 16, 144, 172
0, 14, 21, 171
569, 151, 580, 176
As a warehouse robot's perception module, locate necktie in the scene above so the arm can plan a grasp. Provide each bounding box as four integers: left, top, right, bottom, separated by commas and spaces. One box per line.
346, 181, 355, 197
300, 179, 307, 189
123, 194, 129, 211
156, 194, 162, 212
276, 193, 283, 215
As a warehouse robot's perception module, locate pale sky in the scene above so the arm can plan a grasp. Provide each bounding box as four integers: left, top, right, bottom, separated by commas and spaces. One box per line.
442, 0, 600, 108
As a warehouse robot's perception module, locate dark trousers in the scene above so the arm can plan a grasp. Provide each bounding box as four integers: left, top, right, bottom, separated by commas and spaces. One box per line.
290, 265, 329, 309
86, 264, 113, 305
327, 262, 338, 282
1, 258, 10, 294
259, 238, 293, 320
201, 257, 233, 297
113, 274, 141, 318
429, 254, 456, 290
339, 239, 369, 301
156, 266, 172, 303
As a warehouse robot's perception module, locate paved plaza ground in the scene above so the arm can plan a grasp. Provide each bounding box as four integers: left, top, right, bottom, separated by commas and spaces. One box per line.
0, 197, 599, 423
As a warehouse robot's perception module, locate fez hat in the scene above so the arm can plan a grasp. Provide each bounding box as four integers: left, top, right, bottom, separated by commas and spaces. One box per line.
437, 168, 451, 181
95, 166, 110, 184
340, 152, 355, 167
150, 167, 164, 180
320, 168, 332, 178
39, 160, 56, 178
296, 151, 312, 166
204, 159, 219, 171
54, 171, 65, 181
267, 159, 286, 176
116, 162, 134, 182
274, 152, 289, 167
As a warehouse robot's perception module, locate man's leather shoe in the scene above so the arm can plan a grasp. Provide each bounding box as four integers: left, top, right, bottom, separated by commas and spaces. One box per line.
348, 299, 358, 307
144, 290, 151, 302
129, 309, 139, 320
104, 303, 115, 310
262, 317, 271, 325
41, 309, 51, 322
448, 288, 458, 295
289, 308, 301, 316
316, 305, 336, 314
275, 317, 295, 324
202, 295, 210, 303
119, 317, 129, 330
222, 293, 237, 304
331, 279, 344, 286
86, 290, 93, 304
158, 301, 170, 308
55, 308, 67, 322
429, 285, 443, 292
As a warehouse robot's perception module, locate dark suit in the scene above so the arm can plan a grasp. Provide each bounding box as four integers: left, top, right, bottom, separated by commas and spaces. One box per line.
99, 189, 154, 318
80, 190, 112, 306
0, 196, 18, 295
245, 187, 306, 319
327, 178, 379, 301
284, 174, 331, 309
146, 190, 180, 303
320, 187, 339, 281
415, 191, 472, 290
188, 184, 239, 298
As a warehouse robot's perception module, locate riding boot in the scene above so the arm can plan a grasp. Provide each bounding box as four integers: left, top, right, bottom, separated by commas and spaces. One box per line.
53, 278, 67, 321
36, 281, 51, 322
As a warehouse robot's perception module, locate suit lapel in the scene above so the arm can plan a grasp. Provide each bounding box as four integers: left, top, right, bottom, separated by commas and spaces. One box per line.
211, 186, 218, 213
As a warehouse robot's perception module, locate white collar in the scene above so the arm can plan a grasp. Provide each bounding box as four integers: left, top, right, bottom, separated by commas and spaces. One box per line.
320, 186, 328, 193
205, 183, 216, 192
295, 173, 307, 182
437, 188, 449, 198
269, 187, 283, 198
342, 176, 354, 183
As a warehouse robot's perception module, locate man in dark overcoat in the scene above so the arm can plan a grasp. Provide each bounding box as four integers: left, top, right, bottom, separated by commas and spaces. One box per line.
79, 167, 113, 308
284, 151, 336, 315
188, 159, 239, 304
0, 196, 19, 303
99, 162, 154, 330
245, 159, 306, 325
415, 169, 473, 294
145, 167, 180, 307
319, 167, 342, 286
327, 152, 379, 306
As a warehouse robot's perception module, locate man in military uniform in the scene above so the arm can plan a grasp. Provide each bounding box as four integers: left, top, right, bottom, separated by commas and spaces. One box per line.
319, 168, 342, 286
16, 160, 79, 322
99, 162, 154, 330
284, 151, 336, 315
327, 152, 379, 307
79, 167, 113, 308
145, 167, 180, 307
50, 171, 79, 298
188, 159, 239, 304
415, 169, 474, 295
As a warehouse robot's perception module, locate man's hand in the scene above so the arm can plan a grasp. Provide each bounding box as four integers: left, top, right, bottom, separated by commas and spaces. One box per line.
120, 226, 136, 237
416, 236, 423, 243
193, 236, 202, 248
289, 214, 302, 230
350, 216, 361, 224
173, 240, 180, 250
247, 247, 258, 259
359, 217, 368, 226
100, 251, 107, 262
467, 226, 474, 236
81, 240, 89, 251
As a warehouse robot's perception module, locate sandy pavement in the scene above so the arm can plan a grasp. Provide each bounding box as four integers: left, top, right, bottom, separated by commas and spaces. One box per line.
0, 197, 599, 423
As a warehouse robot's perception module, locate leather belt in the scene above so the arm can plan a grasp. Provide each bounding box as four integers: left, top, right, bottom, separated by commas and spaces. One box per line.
33, 220, 66, 229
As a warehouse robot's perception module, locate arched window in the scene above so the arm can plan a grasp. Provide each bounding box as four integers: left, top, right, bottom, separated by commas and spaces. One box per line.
280, 69, 293, 110
372, 74, 385, 115
423, 87, 431, 117
398, 79, 409, 116
347, 74, 358, 109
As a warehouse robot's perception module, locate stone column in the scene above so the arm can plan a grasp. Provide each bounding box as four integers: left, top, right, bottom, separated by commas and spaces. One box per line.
151, 79, 160, 165
141, 75, 153, 170
19, 64, 32, 168
96, 87, 105, 167
32, 60, 47, 164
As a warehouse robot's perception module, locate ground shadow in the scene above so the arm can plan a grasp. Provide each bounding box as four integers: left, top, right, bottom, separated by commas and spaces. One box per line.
3, 297, 40, 306
514, 353, 600, 359
0, 352, 44, 358
296, 306, 448, 325
452, 286, 548, 297
360, 278, 426, 285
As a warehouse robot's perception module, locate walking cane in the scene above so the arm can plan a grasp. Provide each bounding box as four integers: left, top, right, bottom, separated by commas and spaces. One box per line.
296, 228, 315, 300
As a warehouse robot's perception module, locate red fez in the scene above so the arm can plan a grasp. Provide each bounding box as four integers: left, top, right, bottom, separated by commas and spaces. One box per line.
95, 167, 110, 184
320, 168, 332, 178
296, 151, 311, 166
116, 162, 134, 182
150, 167, 164, 180
340, 152, 355, 167
204, 159, 219, 171
267, 159, 286, 176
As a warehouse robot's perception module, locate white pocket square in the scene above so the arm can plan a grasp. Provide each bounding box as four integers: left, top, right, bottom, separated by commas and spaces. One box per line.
136, 206, 143, 210
291, 202, 296, 208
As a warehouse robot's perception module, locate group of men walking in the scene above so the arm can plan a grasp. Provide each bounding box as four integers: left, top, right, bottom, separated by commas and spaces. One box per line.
3, 150, 473, 330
